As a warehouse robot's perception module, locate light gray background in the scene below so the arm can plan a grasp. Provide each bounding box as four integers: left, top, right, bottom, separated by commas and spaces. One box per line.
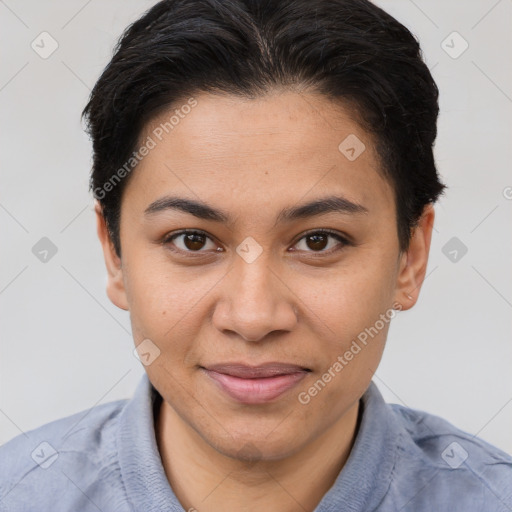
1, 0, 511, 454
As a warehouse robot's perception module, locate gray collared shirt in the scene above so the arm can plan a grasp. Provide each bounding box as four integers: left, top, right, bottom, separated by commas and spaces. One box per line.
1, 373, 511, 511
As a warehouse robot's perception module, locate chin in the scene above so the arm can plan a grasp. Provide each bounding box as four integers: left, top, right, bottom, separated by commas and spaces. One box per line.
205, 427, 303, 463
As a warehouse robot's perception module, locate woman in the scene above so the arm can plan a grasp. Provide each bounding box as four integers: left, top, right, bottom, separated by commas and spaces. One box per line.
1, 0, 510, 510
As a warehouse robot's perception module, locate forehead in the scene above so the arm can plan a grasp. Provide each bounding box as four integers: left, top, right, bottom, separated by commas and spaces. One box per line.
122, 90, 394, 222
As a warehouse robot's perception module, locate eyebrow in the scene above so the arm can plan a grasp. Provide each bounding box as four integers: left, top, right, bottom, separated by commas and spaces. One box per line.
144, 195, 368, 224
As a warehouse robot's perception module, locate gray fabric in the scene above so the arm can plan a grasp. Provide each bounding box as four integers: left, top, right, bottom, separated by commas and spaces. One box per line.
1, 372, 511, 511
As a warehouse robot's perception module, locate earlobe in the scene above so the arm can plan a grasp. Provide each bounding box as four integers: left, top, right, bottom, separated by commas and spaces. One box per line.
393, 204, 435, 311
94, 200, 129, 311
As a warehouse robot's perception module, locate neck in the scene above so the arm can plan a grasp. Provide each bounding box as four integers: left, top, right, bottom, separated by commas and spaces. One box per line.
155, 396, 362, 512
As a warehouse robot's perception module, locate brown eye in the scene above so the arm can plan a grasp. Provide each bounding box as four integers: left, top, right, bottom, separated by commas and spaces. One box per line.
292, 230, 348, 253
183, 232, 206, 251
305, 233, 329, 251
165, 230, 219, 253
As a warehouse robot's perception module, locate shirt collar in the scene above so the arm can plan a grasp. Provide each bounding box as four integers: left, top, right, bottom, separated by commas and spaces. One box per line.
117, 373, 401, 512
118, 373, 181, 511
314, 381, 402, 511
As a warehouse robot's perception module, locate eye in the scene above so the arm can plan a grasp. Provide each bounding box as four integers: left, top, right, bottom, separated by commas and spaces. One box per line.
291, 229, 350, 254
162, 228, 351, 257
163, 230, 221, 253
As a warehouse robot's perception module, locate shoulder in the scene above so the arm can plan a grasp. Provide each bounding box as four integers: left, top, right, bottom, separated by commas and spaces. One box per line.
0, 398, 131, 511
390, 401, 512, 467
385, 402, 512, 511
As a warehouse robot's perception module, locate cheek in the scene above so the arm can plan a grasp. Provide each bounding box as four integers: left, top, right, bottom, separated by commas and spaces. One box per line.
292, 257, 395, 340
122, 256, 205, 346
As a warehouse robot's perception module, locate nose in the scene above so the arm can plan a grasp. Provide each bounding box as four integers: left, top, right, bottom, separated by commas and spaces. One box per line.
212, 255, 298, 342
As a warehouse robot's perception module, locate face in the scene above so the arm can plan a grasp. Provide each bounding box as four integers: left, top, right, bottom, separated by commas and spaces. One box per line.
96, 90, 433, 461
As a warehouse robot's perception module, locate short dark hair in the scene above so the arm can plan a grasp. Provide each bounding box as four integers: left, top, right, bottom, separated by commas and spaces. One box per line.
82, 0, 446, 257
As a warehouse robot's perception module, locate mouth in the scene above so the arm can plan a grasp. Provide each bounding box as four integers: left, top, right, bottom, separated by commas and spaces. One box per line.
200, 362, 312, 405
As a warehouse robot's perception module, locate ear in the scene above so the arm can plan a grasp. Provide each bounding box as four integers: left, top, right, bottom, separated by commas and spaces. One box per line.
94, 200, 129, 311
393, 204, 435, 311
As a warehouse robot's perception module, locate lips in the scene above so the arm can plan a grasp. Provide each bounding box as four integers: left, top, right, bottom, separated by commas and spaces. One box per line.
201, 362, 311, 404
204, 363, 310, 378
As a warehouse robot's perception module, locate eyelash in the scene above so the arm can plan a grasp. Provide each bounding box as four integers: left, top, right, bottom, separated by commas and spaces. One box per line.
161, 228, 351, 257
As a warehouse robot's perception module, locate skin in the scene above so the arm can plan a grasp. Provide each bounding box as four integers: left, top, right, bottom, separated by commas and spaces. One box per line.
95, 89, 434, 512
